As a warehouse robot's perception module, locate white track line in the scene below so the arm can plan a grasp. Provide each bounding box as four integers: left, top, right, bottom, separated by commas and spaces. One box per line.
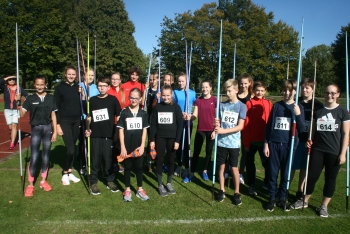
37, 214, 346, 226
0, 140, 10, 145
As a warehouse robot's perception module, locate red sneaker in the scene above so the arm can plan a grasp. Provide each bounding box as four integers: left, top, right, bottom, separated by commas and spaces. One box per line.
24, 185, 34, 197
40, 181, 52, 191
9, 143, 15, 150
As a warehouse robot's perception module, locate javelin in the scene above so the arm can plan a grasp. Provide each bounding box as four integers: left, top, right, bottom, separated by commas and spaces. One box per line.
185, 41, 193, 181
143, 54, 152, 111
212, 20, 223, 205
345, 31, 349, 212
302, 60, 316, 211
285, 17, 304, 211
232, 43, 236, 79
158, 46, 161, 103
86, 35, 92, 188
94, 35, 96, 85
15, 23, 23, 192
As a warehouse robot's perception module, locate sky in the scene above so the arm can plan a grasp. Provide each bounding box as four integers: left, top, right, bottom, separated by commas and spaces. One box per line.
124, 0, 350, 55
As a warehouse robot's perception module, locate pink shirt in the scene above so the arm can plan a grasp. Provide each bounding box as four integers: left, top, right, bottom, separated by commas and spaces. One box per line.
194, 96, 217, 131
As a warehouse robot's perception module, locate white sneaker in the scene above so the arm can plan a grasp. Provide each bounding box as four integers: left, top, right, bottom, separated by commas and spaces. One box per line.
61, 174, 70, 185
68, 173, 81, 183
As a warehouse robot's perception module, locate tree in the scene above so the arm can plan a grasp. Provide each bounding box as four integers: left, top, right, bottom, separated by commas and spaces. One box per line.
331, 23, 350, 93
158, 0, 299, 92
303, 44, 337, 96
70, 0, 144, 82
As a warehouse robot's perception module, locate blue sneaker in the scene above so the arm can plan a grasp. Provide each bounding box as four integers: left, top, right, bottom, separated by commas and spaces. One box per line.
182, 175, 194, 183
162, 165, 168, 173
202, 172, 209, 181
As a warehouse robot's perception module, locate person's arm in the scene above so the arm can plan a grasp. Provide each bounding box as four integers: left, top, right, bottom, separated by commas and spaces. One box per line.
215, 118, 245, 135
243, 101, 252, 151
149, 106, 158, 142
136, 128, 147, 156
339, 121, 350, 164
294, 104, 305, 133
51, 111, 57, 142
119, 128, 127, 158
191, 106, 198, 121
175, 105, 184, 143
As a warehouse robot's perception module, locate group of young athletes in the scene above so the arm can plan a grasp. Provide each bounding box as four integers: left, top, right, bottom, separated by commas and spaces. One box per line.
2, 65, 349, 218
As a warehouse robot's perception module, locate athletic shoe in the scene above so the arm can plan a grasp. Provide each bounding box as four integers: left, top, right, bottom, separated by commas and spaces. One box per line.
215, 190, 225, 202
202, 172, 209, 181
277, 200, 290, 211
9, 143, 15, 150
123, 190, 132, 202
239, 174, 245, 184
162, 165, 168, 173
61, 174, 70, 185
248, 185, 257, 196
182, 168, 189, 178
291, 199, 308, 209
166, 183, 176, 194
182, 175, 195, 183
107, 182, 120, 193
40, 181, 52, 191
316, 204, 329, 218
136, 189, 150, 201
90, 184, 101, 195
233, 193, 242, 205
158, 185, 168, 197
24, 185, 34, 197
68, 173, 80, 183
266, 200, 275, 212
174, 166, 182, 177
119, 165, 125, 173
80, 168, 87, 176
262, 183, 269, 191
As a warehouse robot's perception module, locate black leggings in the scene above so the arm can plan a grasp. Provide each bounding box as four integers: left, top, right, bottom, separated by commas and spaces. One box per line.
191, 130, 214, 173
306, 149, 341, 198
155, 137, 176, 183
123, 155, 144, 187
60, 119, 80, 171
245, 144, 269, 186
176, 125, 193, 168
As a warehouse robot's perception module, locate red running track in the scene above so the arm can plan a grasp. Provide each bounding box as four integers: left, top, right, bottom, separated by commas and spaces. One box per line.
0, 111, 31, 161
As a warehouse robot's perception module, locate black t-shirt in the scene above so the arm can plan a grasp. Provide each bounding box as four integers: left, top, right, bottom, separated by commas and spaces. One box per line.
117, 107, 149, 154
298, 98, 323, 142
237, 93, 251, 104
313, 105, 350, 154
150, 102, 183, 143
90, 95, 121, 138
22, 93, 57, 126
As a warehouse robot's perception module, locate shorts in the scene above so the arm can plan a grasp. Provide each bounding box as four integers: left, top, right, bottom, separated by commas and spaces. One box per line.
291, 141, 308, 170
4, 109, 19, 125
216, 146, 240, 167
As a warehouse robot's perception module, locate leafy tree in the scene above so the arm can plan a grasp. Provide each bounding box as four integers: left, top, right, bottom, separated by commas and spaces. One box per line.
158, 0, 299, 93
331, 23, 350, 93
303, 44, 337, 96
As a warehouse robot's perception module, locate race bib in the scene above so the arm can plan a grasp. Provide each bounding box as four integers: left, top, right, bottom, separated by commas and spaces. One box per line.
126, 117, 142, 130
222, 111, 238, 125
303, 120, 311, 132
158, 112, 173, 124
274, 117, 291, 131
316, 119, 336, 132
92, 108, 109, 122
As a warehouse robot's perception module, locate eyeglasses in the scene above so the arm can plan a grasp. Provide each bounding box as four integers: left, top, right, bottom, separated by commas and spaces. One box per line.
98, 85, 108, 88
129, 97, 140, 101
324, 92, 337, 96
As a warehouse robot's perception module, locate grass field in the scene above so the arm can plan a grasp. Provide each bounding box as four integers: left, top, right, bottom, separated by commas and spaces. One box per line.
0, 96, 349, 233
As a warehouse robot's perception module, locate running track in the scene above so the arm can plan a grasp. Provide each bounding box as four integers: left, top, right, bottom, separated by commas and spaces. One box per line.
0, 111, 31, 161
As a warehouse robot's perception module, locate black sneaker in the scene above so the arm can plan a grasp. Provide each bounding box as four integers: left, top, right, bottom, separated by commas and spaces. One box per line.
215, 190, 225, 202
277, 200, 290, 211
266, 200, 275, 212
107, 182, 120, 193
90, 184, 101, 195
233, 193, 242, 206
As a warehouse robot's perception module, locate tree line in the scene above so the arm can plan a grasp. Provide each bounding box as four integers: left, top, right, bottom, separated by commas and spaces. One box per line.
0, 0, 349, 95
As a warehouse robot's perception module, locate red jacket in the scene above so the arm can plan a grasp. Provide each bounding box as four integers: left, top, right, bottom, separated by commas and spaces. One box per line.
243, 96, 272, 148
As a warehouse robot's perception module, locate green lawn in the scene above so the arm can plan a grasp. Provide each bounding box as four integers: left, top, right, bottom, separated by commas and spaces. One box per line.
0, 117, 349, 233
